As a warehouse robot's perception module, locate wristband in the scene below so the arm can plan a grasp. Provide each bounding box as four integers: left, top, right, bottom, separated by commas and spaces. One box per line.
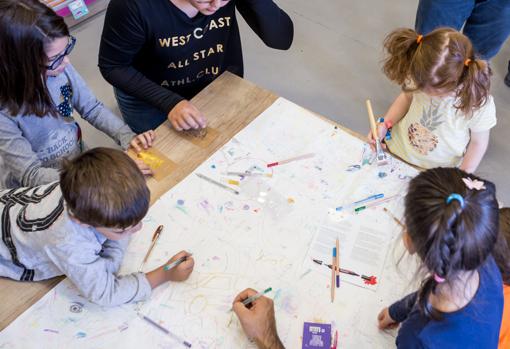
377, 118, 392, 141
378, 117, 392, 130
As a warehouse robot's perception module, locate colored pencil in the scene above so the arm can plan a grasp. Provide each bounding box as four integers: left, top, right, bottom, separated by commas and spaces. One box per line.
138, 225, 164, 272
336, 193, 384, 212
335, 238, 340, 288
163, 254, 192, 271
312, 259, 360, 276
224, 171, 272, 177
196, 173, 239, 195
383, 207, 405, 228
138, 313, 192, 348
333, 330, 339, 349
331, 247, 335, 303
266, 153, 315, 168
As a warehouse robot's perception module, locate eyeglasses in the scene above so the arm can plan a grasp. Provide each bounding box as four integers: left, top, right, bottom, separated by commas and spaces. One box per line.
46, 35, 76, 70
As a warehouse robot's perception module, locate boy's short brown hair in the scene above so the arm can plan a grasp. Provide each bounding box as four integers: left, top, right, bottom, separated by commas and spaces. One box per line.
60, 147, 150, 228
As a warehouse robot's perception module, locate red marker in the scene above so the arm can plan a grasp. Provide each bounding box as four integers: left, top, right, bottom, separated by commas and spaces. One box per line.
266, 153, 315, 168
332, 330, 338, 349
362, 275, 377, 285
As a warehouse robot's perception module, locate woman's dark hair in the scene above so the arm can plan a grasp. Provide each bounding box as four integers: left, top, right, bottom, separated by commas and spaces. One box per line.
382, 27, 491, 116
0, 0, 69, 117
404, 167, 500, 319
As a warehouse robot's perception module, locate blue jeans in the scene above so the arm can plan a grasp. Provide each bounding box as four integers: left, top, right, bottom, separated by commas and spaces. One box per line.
416, 0, 510, 59
114, 88, 168, 134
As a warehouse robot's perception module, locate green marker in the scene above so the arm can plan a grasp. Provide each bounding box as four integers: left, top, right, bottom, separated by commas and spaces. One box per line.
242, 287, 273, 306
354, 205, 367, 213
163, 253, 192, 271
230, 287, 272, 312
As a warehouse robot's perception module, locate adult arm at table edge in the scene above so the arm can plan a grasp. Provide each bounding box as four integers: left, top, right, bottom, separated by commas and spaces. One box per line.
236, 0, 294, 50
98, 0, 185, 114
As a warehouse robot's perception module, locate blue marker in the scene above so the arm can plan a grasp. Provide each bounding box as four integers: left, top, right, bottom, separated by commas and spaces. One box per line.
333, 247, 340, 288
335, 193, 384, 212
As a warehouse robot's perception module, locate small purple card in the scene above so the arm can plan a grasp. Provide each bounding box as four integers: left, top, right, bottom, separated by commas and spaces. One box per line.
302, 322, 332, 349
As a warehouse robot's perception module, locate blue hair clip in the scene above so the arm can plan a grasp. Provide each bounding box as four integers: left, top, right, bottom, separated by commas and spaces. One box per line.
446, 193, 465, 208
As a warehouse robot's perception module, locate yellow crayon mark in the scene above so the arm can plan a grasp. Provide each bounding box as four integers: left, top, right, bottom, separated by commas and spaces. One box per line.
138, 151, 164, 169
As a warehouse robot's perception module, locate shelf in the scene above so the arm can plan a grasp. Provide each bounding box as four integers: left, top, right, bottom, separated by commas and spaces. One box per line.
41, 0, 109, 28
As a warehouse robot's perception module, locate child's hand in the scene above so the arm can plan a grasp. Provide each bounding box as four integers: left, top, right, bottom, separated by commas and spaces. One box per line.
168, 100, 207, 131
129, 130, 156, 153
367, 123, 388, 151
164, 251, 194, 282
132, 157, 153, 176
377, 307, 399, 330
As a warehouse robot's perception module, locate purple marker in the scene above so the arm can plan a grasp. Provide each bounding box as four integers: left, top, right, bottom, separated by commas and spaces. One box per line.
138, 313, 192, 348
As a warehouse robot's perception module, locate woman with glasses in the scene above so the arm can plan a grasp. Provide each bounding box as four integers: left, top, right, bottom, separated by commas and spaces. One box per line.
99, 0, 294, 134
0, 0, 156, 189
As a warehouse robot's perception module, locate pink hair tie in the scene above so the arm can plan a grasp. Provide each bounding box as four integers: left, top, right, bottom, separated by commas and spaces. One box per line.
434, 274, 445, 283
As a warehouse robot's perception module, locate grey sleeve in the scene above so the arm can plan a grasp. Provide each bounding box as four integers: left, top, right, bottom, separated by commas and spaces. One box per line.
66, 64, 136, 149
100, 238, 130, 274
45, 238, 151, 307
0, 114, 60, 187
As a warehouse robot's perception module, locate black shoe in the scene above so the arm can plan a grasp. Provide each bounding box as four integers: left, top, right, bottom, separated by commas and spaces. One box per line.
505, 60, 510, 87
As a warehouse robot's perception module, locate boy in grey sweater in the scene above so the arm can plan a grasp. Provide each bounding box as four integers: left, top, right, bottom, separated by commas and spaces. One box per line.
0, 148, 194, 306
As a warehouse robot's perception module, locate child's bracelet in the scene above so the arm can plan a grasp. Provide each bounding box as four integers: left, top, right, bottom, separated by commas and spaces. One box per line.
377, 117, 393, 130
377, 118, 392, 141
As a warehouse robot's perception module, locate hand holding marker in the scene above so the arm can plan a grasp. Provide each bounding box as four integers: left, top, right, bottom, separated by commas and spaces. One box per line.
164, 253, 193, 271
230, 287, 273, 311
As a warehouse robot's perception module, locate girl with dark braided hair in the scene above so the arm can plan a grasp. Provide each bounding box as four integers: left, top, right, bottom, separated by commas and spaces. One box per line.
377, 167, 508, 348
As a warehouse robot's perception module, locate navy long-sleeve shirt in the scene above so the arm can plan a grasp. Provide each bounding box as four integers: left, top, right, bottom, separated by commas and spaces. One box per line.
98, 0, 293, 114
389, 257, 503, 348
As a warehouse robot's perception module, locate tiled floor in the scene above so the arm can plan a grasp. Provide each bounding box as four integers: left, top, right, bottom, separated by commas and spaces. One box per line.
69, 0, 510, 202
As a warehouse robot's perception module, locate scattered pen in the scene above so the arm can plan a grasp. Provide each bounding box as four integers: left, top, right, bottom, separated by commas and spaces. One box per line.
266, 153, 315, 168
331, 247, 335, 303
138, 313, 192, 348
383, 207, 405, 228
336, 193, 384, 212
332, 330, 339, 349
225, 171, 273, 178
312, 258, 360, 276
196, 173, 239, 195
138, 225, 164, 272
353, 195, 398, 213
313, 259, 376, 285
335, 238, 340, 288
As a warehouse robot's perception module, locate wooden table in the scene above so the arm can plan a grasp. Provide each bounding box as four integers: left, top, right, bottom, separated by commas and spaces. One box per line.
0, 71, 365, 331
